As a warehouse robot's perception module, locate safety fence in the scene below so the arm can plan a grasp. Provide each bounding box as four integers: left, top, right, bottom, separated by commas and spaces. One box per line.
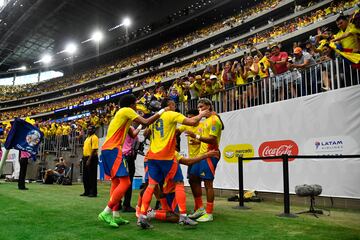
235, 154, 360, 217
181, 58, 360, 113
38, 131, 86, 161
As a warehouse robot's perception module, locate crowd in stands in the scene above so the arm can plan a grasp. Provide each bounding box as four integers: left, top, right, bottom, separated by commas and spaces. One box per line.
0, 0, 289, 101
0, 3, 359, 154
0, 0, 358, 122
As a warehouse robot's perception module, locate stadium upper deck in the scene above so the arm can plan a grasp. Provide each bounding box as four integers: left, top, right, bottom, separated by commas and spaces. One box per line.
0, 0, 358, 122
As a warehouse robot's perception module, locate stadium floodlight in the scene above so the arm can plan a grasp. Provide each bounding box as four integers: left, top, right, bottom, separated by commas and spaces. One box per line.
64, 43, 77, 54
108, 17, 132, 31
7, 65, 27, 72
91, 30, 103, 42
81, 30, 104, 44
122, 17, 131, 27
41, 54, 52, 64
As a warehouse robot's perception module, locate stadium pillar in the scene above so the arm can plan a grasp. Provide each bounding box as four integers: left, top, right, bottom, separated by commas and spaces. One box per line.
277, 154, 297, 218
12, 73, 16, 85
0, 149, 10, 175
233, 156, 250, 210
37, 70, 41, 82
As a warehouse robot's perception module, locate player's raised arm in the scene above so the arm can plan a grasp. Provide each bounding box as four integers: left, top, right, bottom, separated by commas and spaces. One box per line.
134, 106, 170, 126
185, 129, 217, 145
182, 109, 209, 126
179, 150, 220, 166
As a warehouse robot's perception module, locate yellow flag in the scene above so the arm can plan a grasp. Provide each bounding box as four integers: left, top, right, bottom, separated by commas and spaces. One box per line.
25, 117, 36, 125
329, 42, 360, 64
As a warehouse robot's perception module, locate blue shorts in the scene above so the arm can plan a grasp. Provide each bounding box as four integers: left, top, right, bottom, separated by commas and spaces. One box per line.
147, 159, 183, 185
144, 161, 149, 183
165, 192, 178, 213
101, 148, 128, 178
189, 157, 219, 180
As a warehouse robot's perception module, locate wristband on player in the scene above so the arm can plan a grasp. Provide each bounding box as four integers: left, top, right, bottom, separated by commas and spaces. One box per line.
196, 134, 201, 140
136, 124, 143, 130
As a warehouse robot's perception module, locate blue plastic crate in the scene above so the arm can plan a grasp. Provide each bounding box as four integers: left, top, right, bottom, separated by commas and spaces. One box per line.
132, 176, 143, 190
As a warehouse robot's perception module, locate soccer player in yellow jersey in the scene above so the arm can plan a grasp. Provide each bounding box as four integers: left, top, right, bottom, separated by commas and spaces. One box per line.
177, 109, 203, 208
185, 98, 224, 222
177, 109, 203, 158
98, 94, 169, 228
138, 98, 209, 229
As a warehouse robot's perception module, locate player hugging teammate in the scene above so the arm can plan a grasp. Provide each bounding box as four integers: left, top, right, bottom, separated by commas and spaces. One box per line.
137, 97, 223, 229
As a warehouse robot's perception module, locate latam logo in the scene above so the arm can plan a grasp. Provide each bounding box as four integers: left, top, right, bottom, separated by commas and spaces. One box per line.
258, 140, 299, 162
314, 140, 344, 152
315, 140, 344, 152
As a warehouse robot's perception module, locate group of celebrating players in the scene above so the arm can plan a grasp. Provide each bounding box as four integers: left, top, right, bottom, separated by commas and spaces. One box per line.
97, 94, 223, 229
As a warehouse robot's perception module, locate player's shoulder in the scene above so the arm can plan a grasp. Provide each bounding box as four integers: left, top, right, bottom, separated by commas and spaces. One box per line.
164, 110, 183, 118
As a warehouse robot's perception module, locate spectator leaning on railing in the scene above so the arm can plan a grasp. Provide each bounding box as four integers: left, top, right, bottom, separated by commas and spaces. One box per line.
289, 47, 317, 96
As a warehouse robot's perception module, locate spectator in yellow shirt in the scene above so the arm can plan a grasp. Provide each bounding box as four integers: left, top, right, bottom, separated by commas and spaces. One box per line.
332, 15, 359, 53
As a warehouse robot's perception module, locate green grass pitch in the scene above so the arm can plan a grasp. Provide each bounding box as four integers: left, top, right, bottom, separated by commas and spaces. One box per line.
0, 182, 359, 240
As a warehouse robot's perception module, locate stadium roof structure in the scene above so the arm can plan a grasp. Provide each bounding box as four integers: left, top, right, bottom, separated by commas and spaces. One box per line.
0, 0, 233, 73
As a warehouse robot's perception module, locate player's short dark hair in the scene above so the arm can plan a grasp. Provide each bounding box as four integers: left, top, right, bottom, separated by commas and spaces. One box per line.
198, 98, 213, 111
88, 125, 96, 130
186, 109, 199, 116
336, 15, 348, 22
119, 94, 137, 108
161, 98, 174, 109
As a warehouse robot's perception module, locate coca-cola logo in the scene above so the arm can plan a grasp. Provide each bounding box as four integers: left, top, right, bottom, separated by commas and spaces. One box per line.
258, 140, 299, 162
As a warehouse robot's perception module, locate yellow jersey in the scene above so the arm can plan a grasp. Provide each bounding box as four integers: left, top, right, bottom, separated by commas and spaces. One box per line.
154, 92, 164, 100
83, 134, 99, 157
90, 115, 100, 127
62, 125, 71, 135
190, 82, 203, 97
335, 23, 359, 51
258, 57, 270, 79
173, 83, 185, 102
199, 113, 222, 155
235, 73, 246, 86
55, 126, 63, 136
102, 107, 139, 150
148, 111, 186, 160
177, 123, 203, 158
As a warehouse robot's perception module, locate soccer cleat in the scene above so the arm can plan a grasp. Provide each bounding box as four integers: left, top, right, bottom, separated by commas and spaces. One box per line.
98, 211, 113, 224
114, 216, 129, 225
138, 214, 153, 229
188, 208, 206, 219
146, 209, 156, 220
196, 213, 213, 222
178, 215, 198, 226
109, 219, 119, 228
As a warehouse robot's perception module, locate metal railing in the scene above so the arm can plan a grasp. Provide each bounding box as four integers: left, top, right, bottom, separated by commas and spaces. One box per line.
180, 58, 360, 113
235, 154, 360, 217
37, 125, 107, 160
38, 130, 87, 158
